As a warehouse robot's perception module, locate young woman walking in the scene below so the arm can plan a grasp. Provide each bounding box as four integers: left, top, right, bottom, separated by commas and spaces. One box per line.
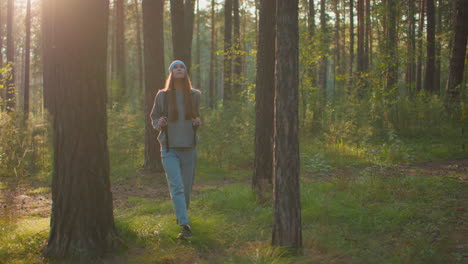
150, 60, 201, 239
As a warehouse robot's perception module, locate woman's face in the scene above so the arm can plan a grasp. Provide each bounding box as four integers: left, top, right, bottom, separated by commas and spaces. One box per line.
172, 64, 186, 79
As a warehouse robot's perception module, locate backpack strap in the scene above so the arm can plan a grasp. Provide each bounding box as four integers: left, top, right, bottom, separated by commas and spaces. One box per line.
162, 91, 170, 152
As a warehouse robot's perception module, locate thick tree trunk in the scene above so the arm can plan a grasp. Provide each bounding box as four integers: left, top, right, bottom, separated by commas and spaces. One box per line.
445, 0, 468, 110
272, 0, 302, 249
209, 0, 216, 108
42, 0, 119, 259
116, 0, 127, 100
170, 0, 195, 71
253, 0, 275, 199
142, 0, 165, 172
223, 0, 233, 102
23, 0, 31, 121
424, 0, 436, 93
195, 0, 201, 90
184, 0, 195, 71
133, 0, 144, 95
6, 0, 15, 112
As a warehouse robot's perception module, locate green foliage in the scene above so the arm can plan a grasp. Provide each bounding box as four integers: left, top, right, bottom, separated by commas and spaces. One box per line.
107, 107, 145, 181
197, 103, 255, 170
0, 112, 51, 180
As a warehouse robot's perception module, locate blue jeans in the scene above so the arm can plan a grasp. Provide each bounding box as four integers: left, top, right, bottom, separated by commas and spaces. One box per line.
161, 146, 197, 225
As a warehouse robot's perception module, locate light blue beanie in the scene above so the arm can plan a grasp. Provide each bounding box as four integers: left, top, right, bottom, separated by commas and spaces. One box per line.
168, 60, 187, 73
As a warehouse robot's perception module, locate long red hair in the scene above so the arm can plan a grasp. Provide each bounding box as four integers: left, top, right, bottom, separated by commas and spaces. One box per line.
162, 72, 198, 121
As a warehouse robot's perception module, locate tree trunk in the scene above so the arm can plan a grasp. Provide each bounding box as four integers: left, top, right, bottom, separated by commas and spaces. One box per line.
184, 0, 195, 71
142, 0, 165, 172
232, 0, 241, 97
6, 0, 15, 112
424, 0, 436, 93
365, 0, 371, 70
171, 0, 185, 60
253, 0, 276, 199
209, 0, 216, 108
195, 0, 201, 90
116, 0, 127, 101
445, 0, 468, 110
348, 0, 354, 91
319, 0, 327, 106
434, 0, 442, 93
386, 0, 398, 93
133, 0, 144, 96
334, 0, 341, 78
23, 0, 31, 121
416, 0, 425, 92
272, 0, 302, 250
0, 1, 4, 111
42, 0, 119, 259
406, 0, 416, 94
223, 0, 233, 102
357, 0, 364, 73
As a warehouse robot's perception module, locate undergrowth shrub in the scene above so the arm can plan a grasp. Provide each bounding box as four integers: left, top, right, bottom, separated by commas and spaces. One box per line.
198, 103, 255, 169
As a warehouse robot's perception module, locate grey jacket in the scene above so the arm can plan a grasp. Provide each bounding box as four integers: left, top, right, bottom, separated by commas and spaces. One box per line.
150, 89, 201, 147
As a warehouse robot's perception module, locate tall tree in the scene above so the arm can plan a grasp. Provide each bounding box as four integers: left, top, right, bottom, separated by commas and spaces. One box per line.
195, 0, 201, 90
424, 0, 436, 93
406, 0, 416, 93
170, 0, 195, 70
232, 0, 242, 96
348, 0, 354, 91
273, 0, 302, 249
253, 0, 276, 198
445, 0, 468, 110
142, 0, 165, 172
223, 0, 233, 102
434, 0, 442, 93
386, 0, 398, 93
1, 0, 5, 110
357, 0, 365, 74
23, 0, 31, 121
42, 0, 119, 258
319, 0, 328, 100
116, 0, 127, 100
5, 0, 15, 112
133, 0, 144, 95
209, 0, 216, 108
308, 0, 316, 90
416, 0, 425, 92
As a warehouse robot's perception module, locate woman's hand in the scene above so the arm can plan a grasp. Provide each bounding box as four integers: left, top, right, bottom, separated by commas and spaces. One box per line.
192, 117, 202, 127
158, 117, 168, 127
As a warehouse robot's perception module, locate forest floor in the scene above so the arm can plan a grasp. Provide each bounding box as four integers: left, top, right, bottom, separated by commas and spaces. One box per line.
0, 158, 467, 263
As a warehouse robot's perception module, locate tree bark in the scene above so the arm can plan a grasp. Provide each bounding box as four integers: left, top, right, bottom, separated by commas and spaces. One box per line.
209, 0, 216, 108
195, 0, 201, 89
142, 0, 165, 172
253, 0, 276, 199
170, 0, 195, 71
223, 0, 233, 102
406, 0, 416, 94
184, 0, 195, 71
6, 0, 15, 112
23, 0, 31, 121
434, 0, 442, 93
319, 0, 328, 105
424, 0, 436, 93
116, 0, 127, 101
445, 0, 468, 110
348, 0, 354, 92
232, 0, 242, 97
416, 0, 425, 92
273, 0, 302, 250
42, 0, 119, 259
133, 0, 144, 96
386, 0, 398, 93
357, 0, 365, 73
